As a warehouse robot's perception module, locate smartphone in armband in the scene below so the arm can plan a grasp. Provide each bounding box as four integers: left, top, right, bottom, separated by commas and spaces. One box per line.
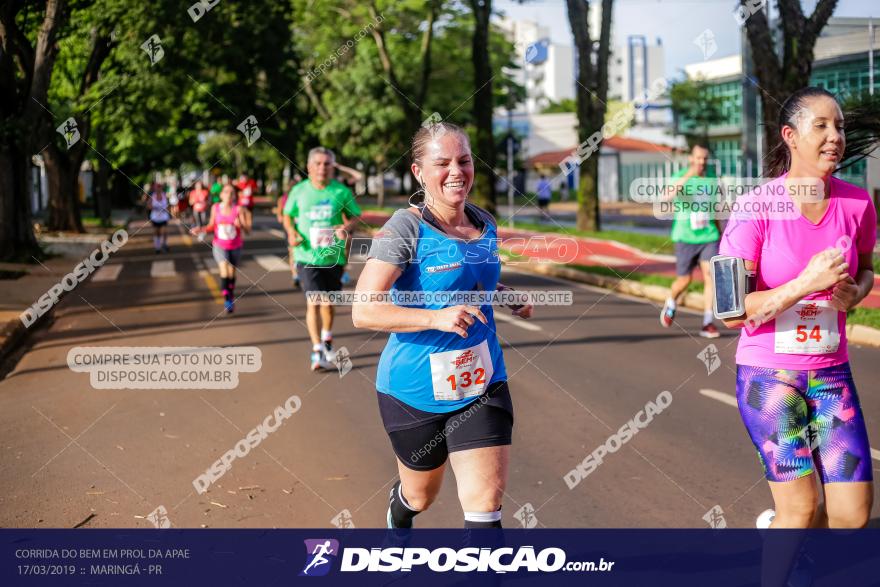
711, 255, 757, 319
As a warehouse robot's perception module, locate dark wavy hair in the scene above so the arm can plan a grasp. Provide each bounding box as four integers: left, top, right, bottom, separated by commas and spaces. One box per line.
764, 86, 880, 178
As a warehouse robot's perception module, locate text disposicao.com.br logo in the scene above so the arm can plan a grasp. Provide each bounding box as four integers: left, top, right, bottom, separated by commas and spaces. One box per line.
299, 538, 615, 575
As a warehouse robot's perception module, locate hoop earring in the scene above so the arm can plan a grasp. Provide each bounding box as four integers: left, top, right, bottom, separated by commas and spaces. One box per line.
408, 189, 426, 208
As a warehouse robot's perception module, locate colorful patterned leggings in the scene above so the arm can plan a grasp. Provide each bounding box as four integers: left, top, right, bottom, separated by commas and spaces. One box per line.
736, 362, 873, 483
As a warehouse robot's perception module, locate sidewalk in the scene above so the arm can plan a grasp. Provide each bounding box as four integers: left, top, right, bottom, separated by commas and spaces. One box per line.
0, 211, 132, 370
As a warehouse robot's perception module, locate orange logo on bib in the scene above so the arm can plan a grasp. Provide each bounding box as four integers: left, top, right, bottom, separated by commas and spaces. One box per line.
797, 303, 819, 320
453, 350, 476, 368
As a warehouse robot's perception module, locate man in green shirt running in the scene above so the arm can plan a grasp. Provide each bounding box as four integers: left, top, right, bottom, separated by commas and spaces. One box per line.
659, 143, 721, 338
283, 147, 362, 371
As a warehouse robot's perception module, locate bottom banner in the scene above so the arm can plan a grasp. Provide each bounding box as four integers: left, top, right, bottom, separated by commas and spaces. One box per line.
3, 529, 877, 586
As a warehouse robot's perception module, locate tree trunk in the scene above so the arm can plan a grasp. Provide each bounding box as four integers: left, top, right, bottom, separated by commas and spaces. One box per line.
0, 142, 42, 261
741, 0, 838, 174
567, 0, 613, 231
93, 158, 111, 226
576, 155, 599, 231
43, 143, 84, 233
470, 0, 496, 214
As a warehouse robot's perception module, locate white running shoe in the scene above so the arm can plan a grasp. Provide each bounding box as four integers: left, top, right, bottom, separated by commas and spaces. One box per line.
310, 351, 335, 371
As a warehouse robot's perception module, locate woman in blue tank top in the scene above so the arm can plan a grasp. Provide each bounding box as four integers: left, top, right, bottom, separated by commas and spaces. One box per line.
353, 122, 533, 529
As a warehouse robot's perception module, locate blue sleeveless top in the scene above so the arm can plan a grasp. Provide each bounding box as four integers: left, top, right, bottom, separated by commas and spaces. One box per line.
370, 204, 508, 413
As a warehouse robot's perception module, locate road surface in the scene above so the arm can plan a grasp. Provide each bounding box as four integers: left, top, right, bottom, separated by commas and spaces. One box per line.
1, 214, 878, 529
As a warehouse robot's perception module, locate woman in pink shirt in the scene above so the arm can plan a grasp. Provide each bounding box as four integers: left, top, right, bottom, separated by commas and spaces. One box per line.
193, 184, 251, 313
720, 87, 876, 529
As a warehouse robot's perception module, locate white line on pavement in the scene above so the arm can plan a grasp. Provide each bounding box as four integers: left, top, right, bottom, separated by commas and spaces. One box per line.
699, 388, 738, 408
495, 312, 543, 332
268, 228, 286, 239
701, 388, 880, 462
92, 264, 123, 282
150, 260, 176, 278
255, 255, 289, 272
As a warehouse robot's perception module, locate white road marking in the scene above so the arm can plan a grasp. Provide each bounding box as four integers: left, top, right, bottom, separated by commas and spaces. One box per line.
699, 388, 738, 408
701, 388, 880, 462
495, 312, 542, 332
92, 264, 123, 282
150, 260, 176, 278
255, 255, 289, 272
268, 228, 286, 239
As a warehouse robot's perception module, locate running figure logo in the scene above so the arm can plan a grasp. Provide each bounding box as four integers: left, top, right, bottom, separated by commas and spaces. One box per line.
300, 539, 339, 577
333, 346, 352, 377
697, 344, 721, 375
804, 422, 822, 451
146, 505, 171, 529
56, 118, 80, 149
140, 34, 164, 65
693, 29, 717, 60
702, 505, 727, 529
330, 509, 355, 529
514, 503, 538, 528
237, 115, 261, 147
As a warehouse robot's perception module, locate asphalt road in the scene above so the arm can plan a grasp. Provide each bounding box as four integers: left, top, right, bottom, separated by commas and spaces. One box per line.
1, 214, 878, 529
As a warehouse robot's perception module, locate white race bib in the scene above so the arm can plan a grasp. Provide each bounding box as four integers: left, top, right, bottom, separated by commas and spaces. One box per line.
429, 341, 494, 402
774, 300, 840, 355
310, 226, 336, 248
217, 223, 237, 240
689, 211, 710, 230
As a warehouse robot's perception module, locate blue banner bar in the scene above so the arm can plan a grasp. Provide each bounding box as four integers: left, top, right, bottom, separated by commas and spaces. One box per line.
3, 529, 878, 586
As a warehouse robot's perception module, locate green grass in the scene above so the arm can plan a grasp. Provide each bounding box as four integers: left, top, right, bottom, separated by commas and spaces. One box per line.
848, 307, 880, 329
569, 264, 704, 294
360, 205, 398, 215
81, 216, 125, 231
509, 220, 673, 255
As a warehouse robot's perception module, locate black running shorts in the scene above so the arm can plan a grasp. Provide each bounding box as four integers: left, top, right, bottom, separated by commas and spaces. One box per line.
377, 381, 514, 471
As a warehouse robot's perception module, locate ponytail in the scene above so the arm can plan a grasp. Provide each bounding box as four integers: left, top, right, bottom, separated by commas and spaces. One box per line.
765, 87, 880, 178
838, 93, 880, 173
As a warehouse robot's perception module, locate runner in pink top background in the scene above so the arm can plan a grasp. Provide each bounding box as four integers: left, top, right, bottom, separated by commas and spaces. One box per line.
720, 173, 876, 370
193, 184, 251, 313
718, 86, 877, 532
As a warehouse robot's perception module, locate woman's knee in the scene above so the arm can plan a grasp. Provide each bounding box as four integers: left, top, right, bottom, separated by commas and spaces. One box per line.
775, 493, 819, 525
458, 484, 504, 512
402, 484, 439, 511
826, 503, 871, 528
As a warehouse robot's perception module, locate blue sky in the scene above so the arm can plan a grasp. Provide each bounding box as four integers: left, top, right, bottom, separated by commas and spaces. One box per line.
495, 0, 878, 79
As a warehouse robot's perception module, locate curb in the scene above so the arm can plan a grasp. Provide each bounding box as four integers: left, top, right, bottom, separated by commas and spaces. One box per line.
0, 215, 134, 374
507, 258, 880, 349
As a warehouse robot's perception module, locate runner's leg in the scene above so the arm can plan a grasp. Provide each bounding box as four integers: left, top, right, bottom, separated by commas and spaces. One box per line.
448, 446, 508, 527
306, 302, 321, 347
320, 303, 334, 334
823, 482, 873, 528
768, 477, 819, 528
396, 458, 445, 512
